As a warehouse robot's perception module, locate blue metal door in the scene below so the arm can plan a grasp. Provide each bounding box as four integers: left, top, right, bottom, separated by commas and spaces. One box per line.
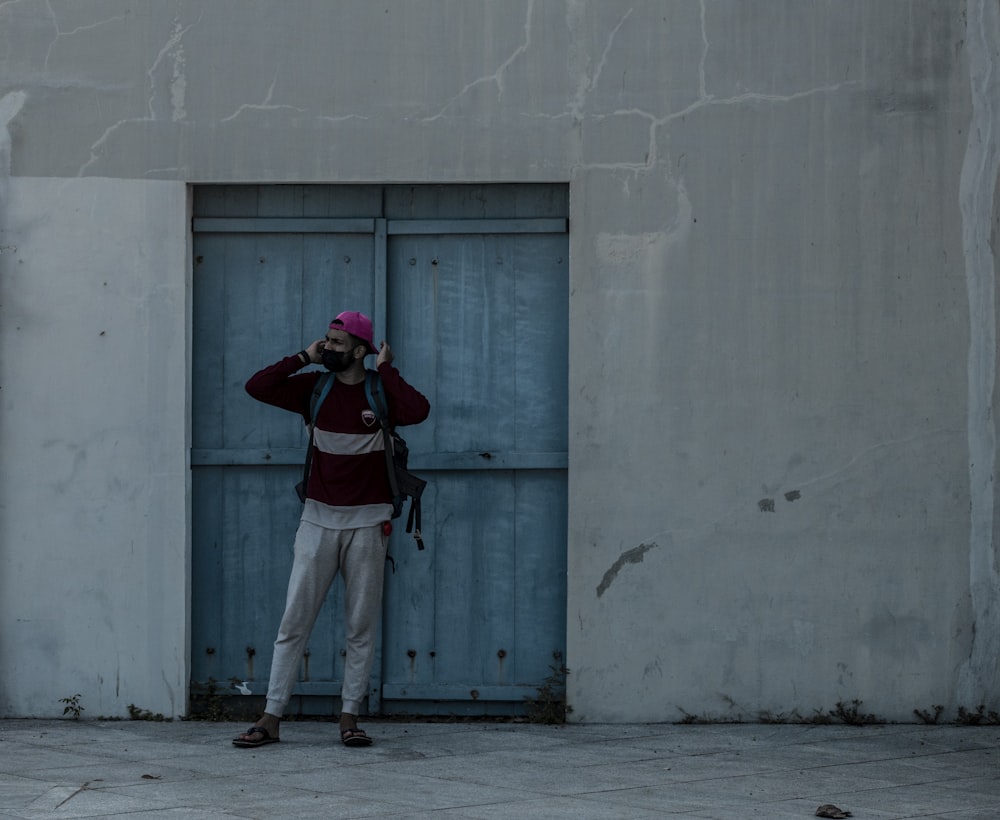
191, 185, 567, 714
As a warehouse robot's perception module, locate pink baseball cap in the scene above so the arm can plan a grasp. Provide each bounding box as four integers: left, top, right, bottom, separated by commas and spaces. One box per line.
330, 311, 378, 355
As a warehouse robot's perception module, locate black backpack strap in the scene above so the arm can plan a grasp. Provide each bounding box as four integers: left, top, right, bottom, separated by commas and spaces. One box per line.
297, 373, 334, 502
364, 368, 387, 423
406, 498, 424, 550
310, 372, 335, 424
365, 370, 400, 505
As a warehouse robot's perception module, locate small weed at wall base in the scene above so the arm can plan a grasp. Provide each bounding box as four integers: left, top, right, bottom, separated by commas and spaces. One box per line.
59, 694, 84, 720
524, 665, 571, 724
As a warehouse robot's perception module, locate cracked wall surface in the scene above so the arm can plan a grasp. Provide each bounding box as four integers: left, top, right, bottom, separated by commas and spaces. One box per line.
0, 0, 994, 721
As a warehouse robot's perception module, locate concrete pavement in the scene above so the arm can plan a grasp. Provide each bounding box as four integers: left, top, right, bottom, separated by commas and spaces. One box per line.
1, 719, 998, 818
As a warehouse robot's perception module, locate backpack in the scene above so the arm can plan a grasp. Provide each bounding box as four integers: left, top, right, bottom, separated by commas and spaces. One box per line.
296, 370, 427, 550
364, 370, 427, 550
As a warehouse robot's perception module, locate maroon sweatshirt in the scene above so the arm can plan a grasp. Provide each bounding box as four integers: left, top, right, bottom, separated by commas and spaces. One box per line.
246, 355, 430, 529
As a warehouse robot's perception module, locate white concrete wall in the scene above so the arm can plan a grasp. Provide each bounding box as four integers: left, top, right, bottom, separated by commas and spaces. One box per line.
0, 178, 189, 717
0, 0, 996, 721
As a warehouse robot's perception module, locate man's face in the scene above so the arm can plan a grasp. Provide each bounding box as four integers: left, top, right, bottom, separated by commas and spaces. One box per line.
322, 328, 355, 354
320, 328, 362, 371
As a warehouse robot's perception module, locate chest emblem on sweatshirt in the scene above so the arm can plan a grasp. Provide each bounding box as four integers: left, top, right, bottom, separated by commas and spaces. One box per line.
362, 409, 377, 428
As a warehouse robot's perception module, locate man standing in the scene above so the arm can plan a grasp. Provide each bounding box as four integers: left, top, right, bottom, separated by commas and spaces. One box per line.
234, 311, 430, 748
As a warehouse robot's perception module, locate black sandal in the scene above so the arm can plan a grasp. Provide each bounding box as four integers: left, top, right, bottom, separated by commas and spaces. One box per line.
232, 726, 280, 748
340, 727, 373, 747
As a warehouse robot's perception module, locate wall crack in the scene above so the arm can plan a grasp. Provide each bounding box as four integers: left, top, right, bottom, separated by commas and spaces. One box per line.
421, 0, 535, 122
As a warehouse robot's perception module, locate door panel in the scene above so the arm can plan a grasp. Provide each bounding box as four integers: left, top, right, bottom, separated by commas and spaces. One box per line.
386, 232, 568, 460
191, 222, 377, 699
380, 228, 568, 708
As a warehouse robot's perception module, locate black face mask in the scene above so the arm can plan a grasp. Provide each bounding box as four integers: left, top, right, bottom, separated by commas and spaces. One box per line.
321, 349, 354, 372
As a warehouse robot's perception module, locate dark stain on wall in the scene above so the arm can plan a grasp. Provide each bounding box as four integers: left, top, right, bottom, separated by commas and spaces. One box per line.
597, 541, 658, 598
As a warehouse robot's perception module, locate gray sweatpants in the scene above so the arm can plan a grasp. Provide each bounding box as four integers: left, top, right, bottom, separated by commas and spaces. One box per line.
264, 520, 388, 718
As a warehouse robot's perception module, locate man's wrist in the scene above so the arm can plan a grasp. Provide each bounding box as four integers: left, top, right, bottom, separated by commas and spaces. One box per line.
298, 350, 310, 365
